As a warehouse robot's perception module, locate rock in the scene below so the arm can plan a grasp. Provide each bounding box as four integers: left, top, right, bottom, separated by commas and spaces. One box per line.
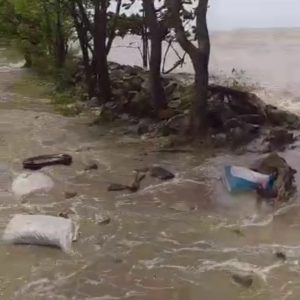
231, 228, 244, 236
224, 118, 243, 129
239, 113, 265, 125
150, 166, 175, 180
211, 133, 227, 147
165, 81, 178, 97
253, 152, 297, 203
119, 113, 130, 121
58, 208, 75, 219
129, 76, 143, 91
108, 183, 129, 191
275, 251, 286, 260
168, 99, 182, 109
228, 123, 260, 147
266, 128, 295, 151
137, 119, 152, 135
158, 109, 176, 120
129, 91, 152, 117
164, 114, 187, 134
84, 163, 98, 171
86, 97, 99, 108
113, 258, 123, 264
231, 273, 253, 288
64, 191, 78, 199
96, 214, 111, 225
256, 185, 278, 199
125, 124, 140, 135
266, 105, 300, 128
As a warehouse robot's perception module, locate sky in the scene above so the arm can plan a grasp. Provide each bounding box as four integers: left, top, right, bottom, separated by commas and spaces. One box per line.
208, 0, 300, 30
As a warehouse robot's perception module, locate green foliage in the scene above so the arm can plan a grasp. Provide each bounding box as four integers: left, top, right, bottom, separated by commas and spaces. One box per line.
111, 13, 144, 37
0, 0, 72, 70
0, 0, 18, 37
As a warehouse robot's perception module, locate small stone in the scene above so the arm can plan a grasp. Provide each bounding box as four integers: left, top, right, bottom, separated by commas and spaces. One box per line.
231, 228, 244, 236
96, 214, 111, 225
58, 208, 75, 219
150, 166, 175, 180
113, 258, 123, 264
108, 183, 129, 191
275, 251, 286, 260
64, 191, 78, 199
231, 273, 253, 288
86, 97, 99, 108
84, 163, 98, 171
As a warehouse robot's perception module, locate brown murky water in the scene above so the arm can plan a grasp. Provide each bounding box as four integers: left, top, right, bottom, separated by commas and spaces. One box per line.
1, 35, 300, 300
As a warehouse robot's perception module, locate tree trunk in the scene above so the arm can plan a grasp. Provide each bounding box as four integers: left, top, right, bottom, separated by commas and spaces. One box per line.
142, 0, 167, 112
55, 0, 66, 68
94, 0, 111, 102
190, 49, 209, 134
167, 0, 210, 135
190, 0, 210, 134
69, 1, 94, 97
141, 29, 148, 68
23, 51, 32, 68
141, 11, 148, 68
106, 0, 122, 54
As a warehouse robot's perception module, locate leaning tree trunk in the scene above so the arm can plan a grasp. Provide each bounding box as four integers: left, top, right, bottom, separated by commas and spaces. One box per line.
143, 0, 167, 112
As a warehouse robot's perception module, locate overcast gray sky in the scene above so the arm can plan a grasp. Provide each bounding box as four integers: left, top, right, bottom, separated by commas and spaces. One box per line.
208, 0, 300, 30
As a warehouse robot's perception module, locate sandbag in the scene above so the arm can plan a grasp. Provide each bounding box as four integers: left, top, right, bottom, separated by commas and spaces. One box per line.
11, 172, 54, 198
223, 165, 272, 193
2, 215, 74, 251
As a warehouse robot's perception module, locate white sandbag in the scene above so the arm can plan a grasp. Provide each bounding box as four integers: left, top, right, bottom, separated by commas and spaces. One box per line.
2, 215, 74, 251
11, 172, 54, 197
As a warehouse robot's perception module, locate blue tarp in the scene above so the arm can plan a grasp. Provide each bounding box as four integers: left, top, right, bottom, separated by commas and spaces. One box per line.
223, 165, 274, 193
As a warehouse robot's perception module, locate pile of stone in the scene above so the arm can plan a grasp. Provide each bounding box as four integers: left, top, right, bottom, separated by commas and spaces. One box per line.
71, 61, 300, 150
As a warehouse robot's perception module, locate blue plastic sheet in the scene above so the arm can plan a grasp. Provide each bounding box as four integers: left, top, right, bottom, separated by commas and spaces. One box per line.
222, 165, 273, 193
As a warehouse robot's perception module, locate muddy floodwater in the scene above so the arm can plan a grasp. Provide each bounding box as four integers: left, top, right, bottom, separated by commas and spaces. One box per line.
1, 31, 300, 300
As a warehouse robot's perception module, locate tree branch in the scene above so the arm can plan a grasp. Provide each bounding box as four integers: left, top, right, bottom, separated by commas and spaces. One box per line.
166, 0, 197, 55
106, 0, 122, 54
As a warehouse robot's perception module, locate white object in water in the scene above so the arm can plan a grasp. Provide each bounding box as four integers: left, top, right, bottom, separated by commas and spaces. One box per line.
11, 172, 54, 197
2, 214, 74, 251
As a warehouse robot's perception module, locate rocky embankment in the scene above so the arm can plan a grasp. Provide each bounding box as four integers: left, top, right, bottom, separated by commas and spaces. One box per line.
64, 61, 300, 153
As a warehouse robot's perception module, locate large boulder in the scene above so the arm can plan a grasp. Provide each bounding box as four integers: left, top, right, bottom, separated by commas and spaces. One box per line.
253, 153, 297, 203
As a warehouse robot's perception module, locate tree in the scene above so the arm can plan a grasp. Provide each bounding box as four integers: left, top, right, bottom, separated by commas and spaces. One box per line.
0, 0, 71, 69
167, 0, 210, 134
142, 0, 167, 111
68, 0, 127, 101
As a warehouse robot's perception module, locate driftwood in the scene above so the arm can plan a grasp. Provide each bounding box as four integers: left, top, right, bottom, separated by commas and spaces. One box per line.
108, 171, 146, 192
